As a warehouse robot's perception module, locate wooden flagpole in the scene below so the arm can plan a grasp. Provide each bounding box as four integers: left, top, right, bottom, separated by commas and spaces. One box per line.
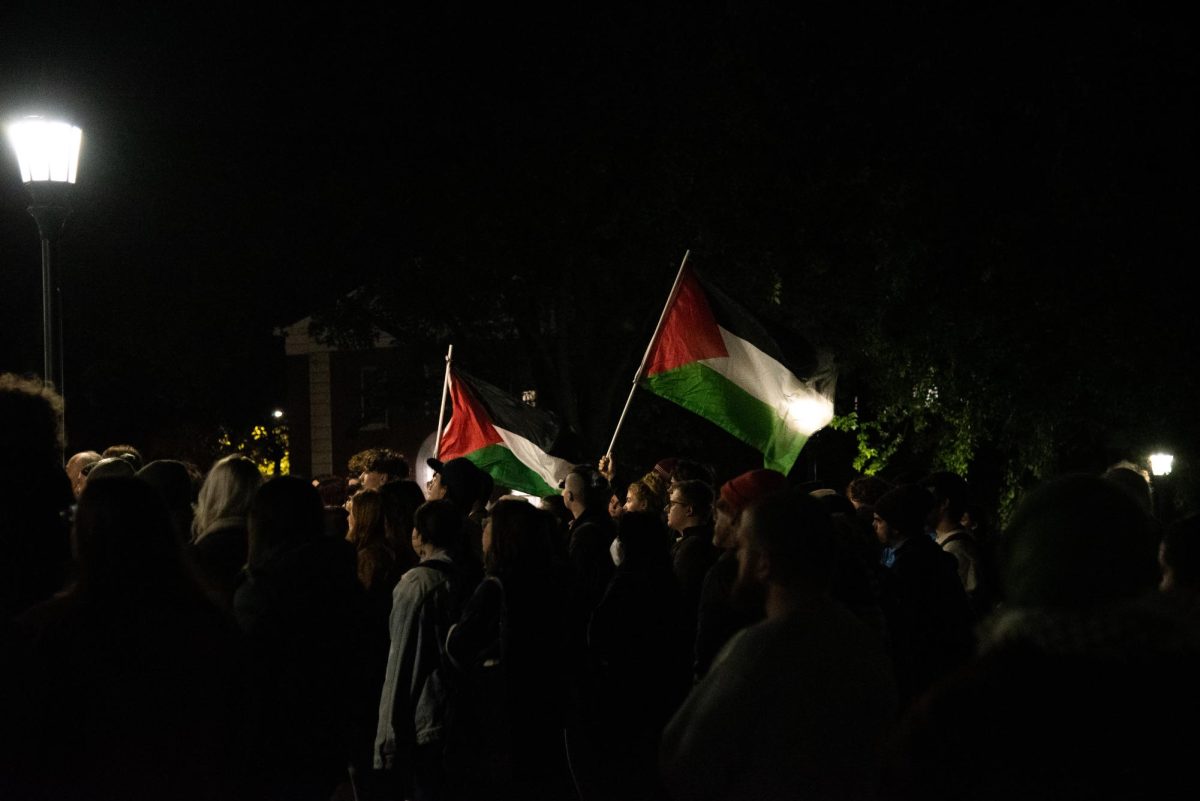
434, 343, 454, 457
605, 250, 690, 459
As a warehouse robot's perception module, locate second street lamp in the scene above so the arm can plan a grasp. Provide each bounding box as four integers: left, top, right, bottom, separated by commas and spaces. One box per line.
6, 117, 83, 402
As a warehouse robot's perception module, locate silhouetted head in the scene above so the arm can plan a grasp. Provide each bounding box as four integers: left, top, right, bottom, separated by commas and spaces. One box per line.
845, 475, 892, 509
0, 373, 63, 468
102, 444, 144, 472
614, 510, 671, 575
1102, 463, 1153, 516
873, 484, 935, 545
922, 471, 972, 528
247, 476, 324, 567
73, 477, 186, 596
484, 498, 550, 576
1003, 474, 1158, 610
412, 499, 464, 557
740, 489, 836, 593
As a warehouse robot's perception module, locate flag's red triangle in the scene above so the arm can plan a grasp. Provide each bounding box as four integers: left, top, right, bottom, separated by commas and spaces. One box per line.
438, 370, 503, 459
645, 267, 729, 376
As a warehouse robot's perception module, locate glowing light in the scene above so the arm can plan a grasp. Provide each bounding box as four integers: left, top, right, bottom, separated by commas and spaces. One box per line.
271, 409, 285, 419
7, 118, 82, 184
1149, 453, 1174, 477
784, 392, 834, 436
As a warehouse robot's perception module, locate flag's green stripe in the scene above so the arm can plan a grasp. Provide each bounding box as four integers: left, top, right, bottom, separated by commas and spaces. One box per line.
642, 362, 808, 474
464, 443, 560, 497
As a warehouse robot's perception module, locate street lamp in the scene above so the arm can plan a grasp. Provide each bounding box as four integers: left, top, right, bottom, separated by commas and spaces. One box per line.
1149, 452, 1174, 478
6, 116, 83, 398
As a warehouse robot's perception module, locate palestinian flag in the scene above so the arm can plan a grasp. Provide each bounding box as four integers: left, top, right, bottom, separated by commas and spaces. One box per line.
438, 369, 577, 497
641, 267, 834, 474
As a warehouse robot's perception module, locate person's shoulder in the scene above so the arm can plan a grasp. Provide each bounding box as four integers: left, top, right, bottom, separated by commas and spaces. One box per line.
398, 560, 454, 591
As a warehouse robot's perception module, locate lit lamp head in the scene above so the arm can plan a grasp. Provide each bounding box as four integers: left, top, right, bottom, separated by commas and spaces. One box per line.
1149, 453, 1175, 478
6, 117, 82, 240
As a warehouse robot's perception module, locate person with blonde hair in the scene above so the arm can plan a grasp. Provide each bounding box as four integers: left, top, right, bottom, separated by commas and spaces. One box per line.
190, 455, 262, 607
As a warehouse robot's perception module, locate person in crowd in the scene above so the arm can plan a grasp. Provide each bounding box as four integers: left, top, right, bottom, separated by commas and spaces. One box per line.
669, 458, 716, 489
190, 455, 262, 609
351, 448, 410, 493
668, 479, 718, 662
1160, 513, 1200, 601
885, 474, 1194, 799
846, 475, 892, 511
5, 477, 247, 800
374, 499, 470, 801
587, 510, 685, 800
922, 471, 996, 617
234, 477, 370, 801
444, 499, 574, 800
0, 373, 72, 619
379, 479, 425, 576
86, 455, 136, 482
560, 463, 616, 614
102, 443, 144, 472
137, 459, 195, 542
316, 473, 351, 538
65, 450, 102, 499
1102, 460, 1153, 516
694, 469, 789, 679
662, 490, 898, 801
873, 484, 975, 706
424, 457, 486, 587
624, 470, 668, 515
347, 489, 399, 595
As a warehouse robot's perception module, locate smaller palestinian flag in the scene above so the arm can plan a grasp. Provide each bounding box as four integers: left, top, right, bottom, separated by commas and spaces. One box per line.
641, 267, 834, 474
438, 369, 577, 497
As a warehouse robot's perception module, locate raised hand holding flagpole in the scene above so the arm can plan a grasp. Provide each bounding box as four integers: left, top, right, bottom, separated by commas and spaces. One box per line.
434, 344, 454, 457
605, 250, 690, 459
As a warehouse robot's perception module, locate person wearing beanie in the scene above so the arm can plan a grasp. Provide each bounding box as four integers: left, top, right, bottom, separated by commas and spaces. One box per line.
873, 484, 974, 704
693, 469, 789, 680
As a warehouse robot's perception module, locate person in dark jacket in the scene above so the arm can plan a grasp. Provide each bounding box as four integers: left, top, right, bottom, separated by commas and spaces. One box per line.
445, 499, 574, 800
233, 477, 371, 801
872, 484, 975, 706
190, 455, 262, 609
5, 477, 248, 801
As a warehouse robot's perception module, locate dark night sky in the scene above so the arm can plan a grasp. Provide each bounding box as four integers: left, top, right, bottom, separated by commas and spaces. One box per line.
0, 4, 1195, 465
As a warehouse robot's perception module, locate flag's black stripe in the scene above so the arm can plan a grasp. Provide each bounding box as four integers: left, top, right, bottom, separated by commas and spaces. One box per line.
455, 369, 576, 459
693, 271, 818, 379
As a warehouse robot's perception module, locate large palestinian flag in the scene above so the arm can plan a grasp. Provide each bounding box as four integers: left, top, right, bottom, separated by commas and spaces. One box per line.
641, 267, 833, 474
438, 369, 577, 497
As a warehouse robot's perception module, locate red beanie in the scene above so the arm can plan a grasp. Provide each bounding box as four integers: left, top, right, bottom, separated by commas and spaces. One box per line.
719, 469, 789, 516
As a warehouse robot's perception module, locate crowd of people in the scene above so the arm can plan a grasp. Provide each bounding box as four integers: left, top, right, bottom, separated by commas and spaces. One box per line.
1, 371, 1198, 800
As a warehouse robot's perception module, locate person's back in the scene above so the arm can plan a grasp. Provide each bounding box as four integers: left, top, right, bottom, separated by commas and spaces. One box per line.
233, 477, 370, 800
6, 477, 247, 801
886, 474, 1192, 800
662, 490, 897, 801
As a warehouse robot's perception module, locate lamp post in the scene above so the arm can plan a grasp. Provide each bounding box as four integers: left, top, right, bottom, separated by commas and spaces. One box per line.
6, 117, 82, 398
1149, 452, 1175, 522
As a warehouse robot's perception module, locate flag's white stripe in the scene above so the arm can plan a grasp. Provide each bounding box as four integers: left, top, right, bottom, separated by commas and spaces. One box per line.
494, 425, 575, 487
699, 326, 833, 436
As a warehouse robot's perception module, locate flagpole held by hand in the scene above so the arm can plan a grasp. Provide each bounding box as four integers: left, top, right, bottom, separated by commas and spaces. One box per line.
605, 249, 690, 459
434, 344, 454, 457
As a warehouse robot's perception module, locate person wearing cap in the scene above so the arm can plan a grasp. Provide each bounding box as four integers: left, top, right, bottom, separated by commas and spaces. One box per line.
693, 469, 789, 680
873, 484, 974, 704
425, 457, 487, 586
